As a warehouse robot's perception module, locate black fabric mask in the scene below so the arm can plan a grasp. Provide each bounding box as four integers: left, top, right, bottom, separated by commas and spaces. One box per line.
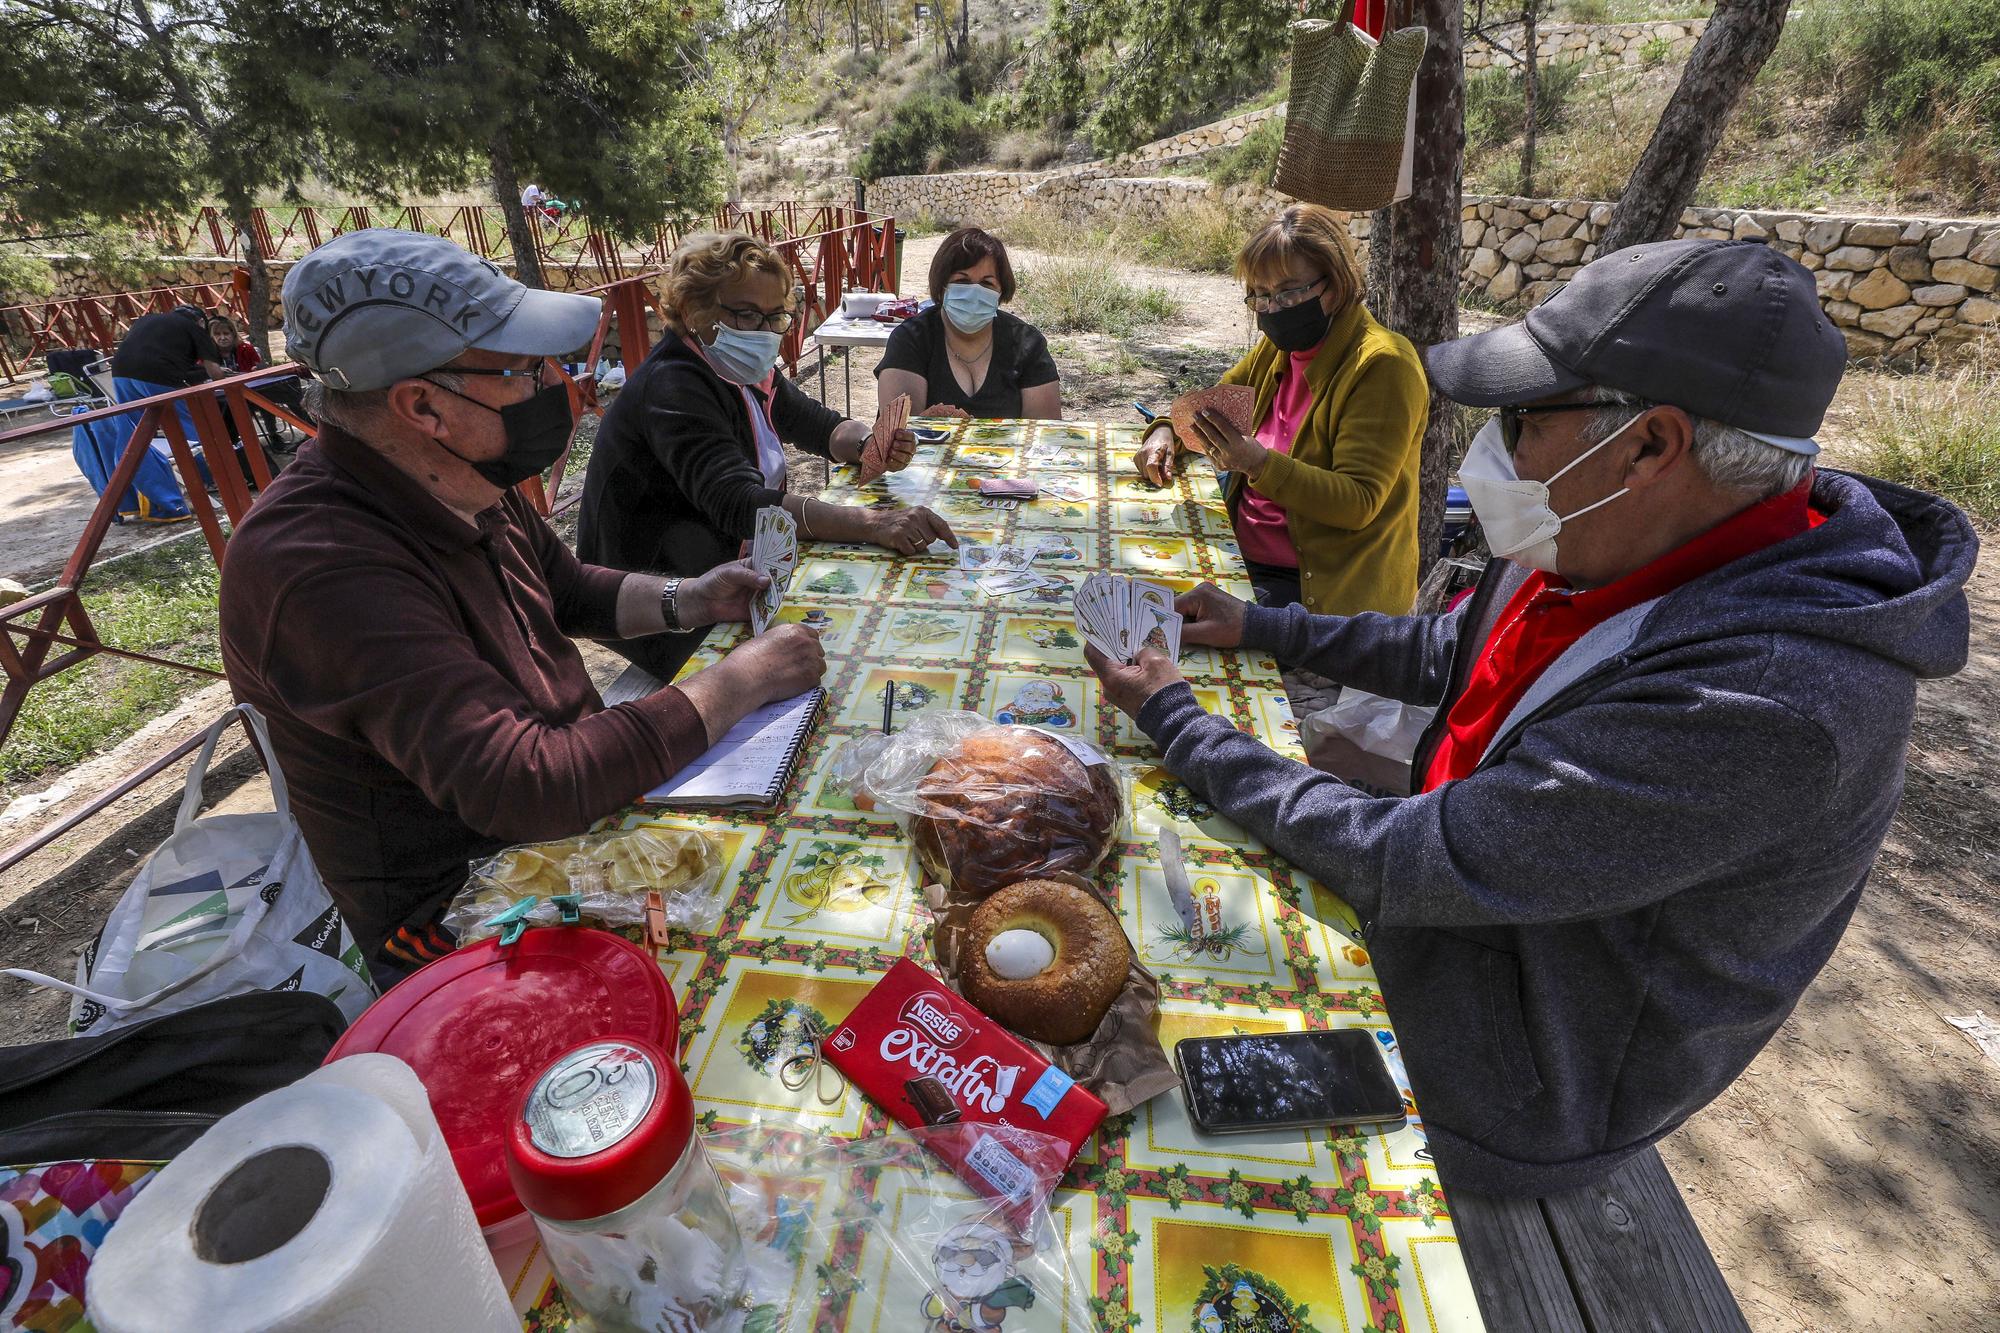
429, 379, 575, 488
1256, 297, 1334, 354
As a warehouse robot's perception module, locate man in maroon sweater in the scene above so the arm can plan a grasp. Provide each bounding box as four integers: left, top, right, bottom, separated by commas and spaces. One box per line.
221, 229, 824, 979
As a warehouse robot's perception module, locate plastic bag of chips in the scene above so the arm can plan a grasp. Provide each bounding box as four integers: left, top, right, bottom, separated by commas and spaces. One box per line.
443, 825, 726, 943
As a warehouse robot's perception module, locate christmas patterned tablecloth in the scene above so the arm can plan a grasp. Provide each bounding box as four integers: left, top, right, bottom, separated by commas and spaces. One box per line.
498, 418, 1485, 1333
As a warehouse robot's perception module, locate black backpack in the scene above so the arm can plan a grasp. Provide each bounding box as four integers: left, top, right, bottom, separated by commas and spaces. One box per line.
0, 989, 346, 1163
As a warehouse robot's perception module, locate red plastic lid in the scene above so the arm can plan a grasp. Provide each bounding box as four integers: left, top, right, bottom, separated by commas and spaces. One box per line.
504, 1035, 695, 1222
325, 927, 679, 1230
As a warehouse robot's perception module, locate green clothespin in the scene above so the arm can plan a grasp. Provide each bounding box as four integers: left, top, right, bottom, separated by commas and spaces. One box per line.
549, 892, 584, 925
485, 895, 539, 946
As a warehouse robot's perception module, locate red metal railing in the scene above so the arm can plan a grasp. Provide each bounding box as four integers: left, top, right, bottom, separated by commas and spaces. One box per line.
2, 202, 891, 382
0, 281, 252, 382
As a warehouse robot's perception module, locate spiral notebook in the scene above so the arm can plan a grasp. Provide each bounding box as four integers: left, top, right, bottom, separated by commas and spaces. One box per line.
644, 687, 825, 807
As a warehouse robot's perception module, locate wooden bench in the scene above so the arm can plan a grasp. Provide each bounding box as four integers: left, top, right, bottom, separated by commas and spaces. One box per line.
1447, 1145, 1749, 1331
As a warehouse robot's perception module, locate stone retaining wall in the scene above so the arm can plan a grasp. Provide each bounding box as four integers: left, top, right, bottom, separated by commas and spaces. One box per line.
1464, 17, 1705, 71
871, 169, 2000, 362
1459, 197, 2000, 361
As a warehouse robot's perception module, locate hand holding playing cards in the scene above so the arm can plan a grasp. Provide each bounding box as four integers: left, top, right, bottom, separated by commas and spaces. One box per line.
1176, 581, 1249, 648
1085, 644, 1184, 719
868, 504, 956, 555
678, 559, 768, 627
1187, 407, 1270, 477
884, 425, 918, 472
926, 403, 971, 419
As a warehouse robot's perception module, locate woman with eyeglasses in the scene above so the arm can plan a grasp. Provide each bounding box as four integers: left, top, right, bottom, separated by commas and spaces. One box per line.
579, 230, 955, 679
1131, 203, 1428, 616
874, 227, 1062, 420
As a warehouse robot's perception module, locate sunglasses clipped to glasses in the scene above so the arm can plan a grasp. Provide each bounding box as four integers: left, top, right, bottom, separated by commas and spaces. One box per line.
1497, 399, 1648, 454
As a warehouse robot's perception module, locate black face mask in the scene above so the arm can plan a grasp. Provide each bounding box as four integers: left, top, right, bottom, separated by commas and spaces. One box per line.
1256, 297, 1334, 354
427, 379, 575, 488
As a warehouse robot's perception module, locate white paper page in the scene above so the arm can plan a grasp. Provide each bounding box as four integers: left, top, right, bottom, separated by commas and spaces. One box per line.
645, 688, 820, 804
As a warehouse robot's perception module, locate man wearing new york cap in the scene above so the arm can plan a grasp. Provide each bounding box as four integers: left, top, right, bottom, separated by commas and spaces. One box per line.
220, 230, 826, 982
1083, 239, 1977, 1193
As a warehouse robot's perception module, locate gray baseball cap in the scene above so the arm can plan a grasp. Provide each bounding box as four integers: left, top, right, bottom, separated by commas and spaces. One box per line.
1424, 239, 1846, 455
280, 228, 601, 391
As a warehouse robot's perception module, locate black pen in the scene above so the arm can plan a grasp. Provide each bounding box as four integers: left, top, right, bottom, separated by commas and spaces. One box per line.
882, 680, 896, 735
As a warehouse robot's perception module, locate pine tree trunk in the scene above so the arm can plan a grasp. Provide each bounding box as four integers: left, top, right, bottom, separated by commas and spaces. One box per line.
1366, 206, 1397, 325
1598, 0, 1789, 254
1519, 0, 1539, 197
724, 119, 745, 205
1385, 0, 1465, 582
488, 133, 546, 290
225, 195, 274, 365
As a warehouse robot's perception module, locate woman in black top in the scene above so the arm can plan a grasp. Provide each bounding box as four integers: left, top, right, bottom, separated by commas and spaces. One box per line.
579, 231, 956, 680
875, 228, 1062, 420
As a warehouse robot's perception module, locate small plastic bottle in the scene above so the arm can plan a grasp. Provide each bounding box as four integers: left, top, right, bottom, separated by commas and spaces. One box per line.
506, 1038, 747, 1331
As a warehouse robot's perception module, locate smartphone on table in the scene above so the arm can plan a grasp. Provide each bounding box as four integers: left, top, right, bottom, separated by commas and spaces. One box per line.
1173, 1030, 1406, 1134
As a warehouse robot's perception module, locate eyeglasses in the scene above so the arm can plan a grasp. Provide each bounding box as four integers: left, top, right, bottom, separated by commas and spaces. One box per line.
719, 287, 805, 333
443, 361, 566, 391
1497, 399, 1647, 454
1243, 276, 1327, 314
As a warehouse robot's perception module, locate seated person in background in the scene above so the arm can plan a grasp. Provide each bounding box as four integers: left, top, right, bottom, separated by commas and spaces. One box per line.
578, 230, 955, 681
221, 229, 827, 983
1084, 239, 1975, 1194
1131, 204, 1427, 615
208, 315, 261, 374
875, 227, 1061, 421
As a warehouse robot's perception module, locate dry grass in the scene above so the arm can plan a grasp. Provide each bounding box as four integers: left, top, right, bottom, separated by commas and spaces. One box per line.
998, 199, 1252, 275
1013, 253, 1182, 337
1853, 351, 2000, 524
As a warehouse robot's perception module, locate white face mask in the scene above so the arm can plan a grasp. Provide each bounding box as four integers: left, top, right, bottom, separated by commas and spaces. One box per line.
1456, 411, 1642, 573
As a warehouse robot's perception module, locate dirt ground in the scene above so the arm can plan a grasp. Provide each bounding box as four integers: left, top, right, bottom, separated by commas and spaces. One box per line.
0, 414, 162, 586
1, 234, 1995, 1331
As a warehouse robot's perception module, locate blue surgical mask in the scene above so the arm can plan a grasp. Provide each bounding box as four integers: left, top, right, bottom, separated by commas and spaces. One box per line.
941, 282, 1001, 334
704, 324, 784, 385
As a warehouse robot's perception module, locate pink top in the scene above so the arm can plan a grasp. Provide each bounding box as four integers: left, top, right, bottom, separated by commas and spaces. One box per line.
1234, 350, 1317, 568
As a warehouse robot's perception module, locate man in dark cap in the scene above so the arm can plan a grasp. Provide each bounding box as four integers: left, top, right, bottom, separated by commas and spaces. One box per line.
1085, 240, 1977, 1192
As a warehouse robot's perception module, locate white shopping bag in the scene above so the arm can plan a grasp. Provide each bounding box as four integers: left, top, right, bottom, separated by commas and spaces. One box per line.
5, 704, 377, 1035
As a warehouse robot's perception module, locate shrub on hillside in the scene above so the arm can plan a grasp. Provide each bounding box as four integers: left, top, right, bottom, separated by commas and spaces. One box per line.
855, 92, 988, 179
1201, 116, 1285, 189
1465, 58, 1588, 153
0, 251, 56, 306
1773, 0, 2000, 205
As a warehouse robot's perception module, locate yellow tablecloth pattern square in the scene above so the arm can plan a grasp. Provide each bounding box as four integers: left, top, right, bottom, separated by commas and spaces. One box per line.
502, 419, 1485, 1333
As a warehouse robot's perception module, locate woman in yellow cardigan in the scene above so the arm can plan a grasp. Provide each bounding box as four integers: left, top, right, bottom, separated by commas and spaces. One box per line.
1133, 203, 1428, 616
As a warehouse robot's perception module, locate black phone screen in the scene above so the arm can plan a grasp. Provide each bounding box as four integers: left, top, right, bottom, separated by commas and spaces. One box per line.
1176, 1030, 1405, 1132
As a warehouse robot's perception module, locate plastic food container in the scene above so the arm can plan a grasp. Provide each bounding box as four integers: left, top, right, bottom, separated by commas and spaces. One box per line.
324, 926, 680, 1248
507, 1037, 747, 1330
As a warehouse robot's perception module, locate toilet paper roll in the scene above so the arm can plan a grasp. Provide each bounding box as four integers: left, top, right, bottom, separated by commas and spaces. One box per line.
87, 1053, 518, 1333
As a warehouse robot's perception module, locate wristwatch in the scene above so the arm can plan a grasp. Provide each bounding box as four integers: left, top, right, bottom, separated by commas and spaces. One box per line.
659, 578, 685, 632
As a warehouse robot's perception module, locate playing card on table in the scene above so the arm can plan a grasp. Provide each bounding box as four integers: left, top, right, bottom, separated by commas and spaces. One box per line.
974, 477, 1039, 499
958, 542, 1001, 572
978, 497, 1021, 511
978, 570, 1056, 598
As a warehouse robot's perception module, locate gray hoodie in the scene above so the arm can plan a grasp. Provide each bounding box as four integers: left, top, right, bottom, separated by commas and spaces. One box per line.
1135, 471, 1975, 1194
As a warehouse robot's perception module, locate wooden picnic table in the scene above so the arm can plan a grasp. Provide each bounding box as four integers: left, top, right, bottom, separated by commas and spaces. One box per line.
496, 417, 1744, 1331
